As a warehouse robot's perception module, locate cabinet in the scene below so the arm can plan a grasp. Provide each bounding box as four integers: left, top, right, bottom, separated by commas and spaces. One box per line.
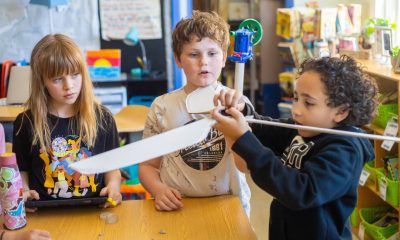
353, 59, 400, 239
92, 74, 167, 113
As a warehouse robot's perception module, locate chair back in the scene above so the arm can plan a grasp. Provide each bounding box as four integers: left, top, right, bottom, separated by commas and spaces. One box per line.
114, 105, 150, 133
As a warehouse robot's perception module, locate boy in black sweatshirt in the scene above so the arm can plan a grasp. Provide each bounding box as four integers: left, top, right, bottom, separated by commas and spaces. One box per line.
212, 56, 378, 239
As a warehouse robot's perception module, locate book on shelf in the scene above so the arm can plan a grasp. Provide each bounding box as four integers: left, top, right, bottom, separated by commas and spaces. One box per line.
298, 8, 316, 43
276, 8, 300, 40
277, 42, 298, 67
279, 72, 295, 99
383, 156, 398, 181
315, 8, 337, 40
336, 4, 354, 36
347, 4, 362, 34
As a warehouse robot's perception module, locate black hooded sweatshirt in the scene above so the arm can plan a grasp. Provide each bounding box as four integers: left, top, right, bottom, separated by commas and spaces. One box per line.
232, 115, 374, 240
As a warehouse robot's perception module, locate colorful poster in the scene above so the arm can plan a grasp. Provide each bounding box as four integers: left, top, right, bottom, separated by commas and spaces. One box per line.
86, 49, 121, 79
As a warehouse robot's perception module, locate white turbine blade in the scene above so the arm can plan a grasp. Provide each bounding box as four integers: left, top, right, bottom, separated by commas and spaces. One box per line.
70, 118, 216, 174
186, 85, 218, 114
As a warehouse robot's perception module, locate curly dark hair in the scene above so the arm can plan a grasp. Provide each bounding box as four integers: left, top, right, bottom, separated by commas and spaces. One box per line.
298, 55, 379, 126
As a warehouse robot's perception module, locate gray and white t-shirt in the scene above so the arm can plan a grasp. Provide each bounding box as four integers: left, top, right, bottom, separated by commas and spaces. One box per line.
143, 83, 251, 215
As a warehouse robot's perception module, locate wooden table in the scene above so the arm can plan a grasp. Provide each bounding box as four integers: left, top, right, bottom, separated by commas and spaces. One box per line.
18, 196, 256, 240
0, 105, 24, 121
0, 105, 148, 134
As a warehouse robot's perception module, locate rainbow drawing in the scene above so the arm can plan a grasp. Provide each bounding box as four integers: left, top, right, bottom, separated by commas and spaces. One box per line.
86, 49, 121, 79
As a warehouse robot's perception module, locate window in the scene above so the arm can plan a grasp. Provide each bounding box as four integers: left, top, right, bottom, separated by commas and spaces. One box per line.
372, 0, 400, 46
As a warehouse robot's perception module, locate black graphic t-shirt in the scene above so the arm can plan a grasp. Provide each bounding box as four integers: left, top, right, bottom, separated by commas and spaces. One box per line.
13, 107, 118, 200
175, 120, 226, 171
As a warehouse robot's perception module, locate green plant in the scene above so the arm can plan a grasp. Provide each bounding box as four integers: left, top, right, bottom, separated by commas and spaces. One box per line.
365, 18, 397, 37
390, 46, 400, 57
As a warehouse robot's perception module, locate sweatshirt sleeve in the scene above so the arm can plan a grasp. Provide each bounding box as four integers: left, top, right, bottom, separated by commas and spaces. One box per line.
249, 113, 297, 155
232, 131, 361, 210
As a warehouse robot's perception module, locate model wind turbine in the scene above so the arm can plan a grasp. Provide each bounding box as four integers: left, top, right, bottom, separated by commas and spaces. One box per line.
70, 20, 399, 175
69, 19, 263, 174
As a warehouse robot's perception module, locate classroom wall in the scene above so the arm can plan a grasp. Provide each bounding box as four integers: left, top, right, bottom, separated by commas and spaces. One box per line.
259, 0, 283, 84
0, 0, 167, 77
0, 0, 100, 63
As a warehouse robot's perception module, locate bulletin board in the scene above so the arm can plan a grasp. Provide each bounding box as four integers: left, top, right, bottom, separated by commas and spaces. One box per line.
99, 0, 166, 75
99, 0, 162, 40
0, 0, 166, 76
0, 0, 100, 63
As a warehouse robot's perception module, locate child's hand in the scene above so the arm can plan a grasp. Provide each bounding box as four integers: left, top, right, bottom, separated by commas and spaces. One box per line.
153, 185, 183, 211
4, 229, 51, 240
211, 107, 249, 143
213, 89, 245, 111
23, 189, 39, 213
99, 185, 122, 208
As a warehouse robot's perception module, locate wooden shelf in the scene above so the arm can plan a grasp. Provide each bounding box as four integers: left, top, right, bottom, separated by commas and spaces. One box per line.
357, 59, 400, 82
352, 228, 372, 240
354, 58, 400, 237
363, 181, 400, 212
364, 124, 385, 135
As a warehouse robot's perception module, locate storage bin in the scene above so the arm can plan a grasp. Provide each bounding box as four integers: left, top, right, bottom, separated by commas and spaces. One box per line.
359, 206, 399, 240
364, 161, 378, 185
373, 104, 398, 128
350, 207, 359, 227
376, 170, 399, 207
122, 164, 140, 185
128, 95, 156, 107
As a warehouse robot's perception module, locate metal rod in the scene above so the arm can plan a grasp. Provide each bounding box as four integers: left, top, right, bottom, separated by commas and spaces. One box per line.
246, 118, 400, 142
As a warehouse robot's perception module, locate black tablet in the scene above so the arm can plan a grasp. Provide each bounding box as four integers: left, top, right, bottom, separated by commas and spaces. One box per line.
25, 197, 108, 208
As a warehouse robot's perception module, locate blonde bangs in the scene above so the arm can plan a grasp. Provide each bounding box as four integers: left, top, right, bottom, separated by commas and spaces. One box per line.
41, 44, 84, 81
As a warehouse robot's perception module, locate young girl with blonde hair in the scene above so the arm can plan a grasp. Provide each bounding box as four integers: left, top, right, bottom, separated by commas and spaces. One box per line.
13, 34, 121, 211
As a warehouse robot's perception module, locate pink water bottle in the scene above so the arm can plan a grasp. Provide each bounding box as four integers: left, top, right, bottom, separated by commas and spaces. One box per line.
0, 153, 27, 230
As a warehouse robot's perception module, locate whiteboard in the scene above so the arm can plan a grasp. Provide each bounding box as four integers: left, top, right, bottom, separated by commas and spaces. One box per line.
99, 0, 162, 40
0, 0, 100, 63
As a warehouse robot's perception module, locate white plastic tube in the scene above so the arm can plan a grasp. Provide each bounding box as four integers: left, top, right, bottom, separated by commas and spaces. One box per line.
246, 118, 400, 142
234, 62, 245, 93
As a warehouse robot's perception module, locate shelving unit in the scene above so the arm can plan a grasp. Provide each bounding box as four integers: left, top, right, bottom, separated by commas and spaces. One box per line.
353, 59, 400, 239
92, 73, 167, 114
92, 73, 167, 100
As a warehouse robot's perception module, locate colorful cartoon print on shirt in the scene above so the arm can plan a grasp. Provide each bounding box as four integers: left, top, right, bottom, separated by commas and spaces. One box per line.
39, 135, 97, 198
175, 120, 226, 171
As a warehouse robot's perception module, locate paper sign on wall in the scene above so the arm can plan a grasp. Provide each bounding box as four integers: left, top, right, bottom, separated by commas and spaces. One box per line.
99, 0, 162, 40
